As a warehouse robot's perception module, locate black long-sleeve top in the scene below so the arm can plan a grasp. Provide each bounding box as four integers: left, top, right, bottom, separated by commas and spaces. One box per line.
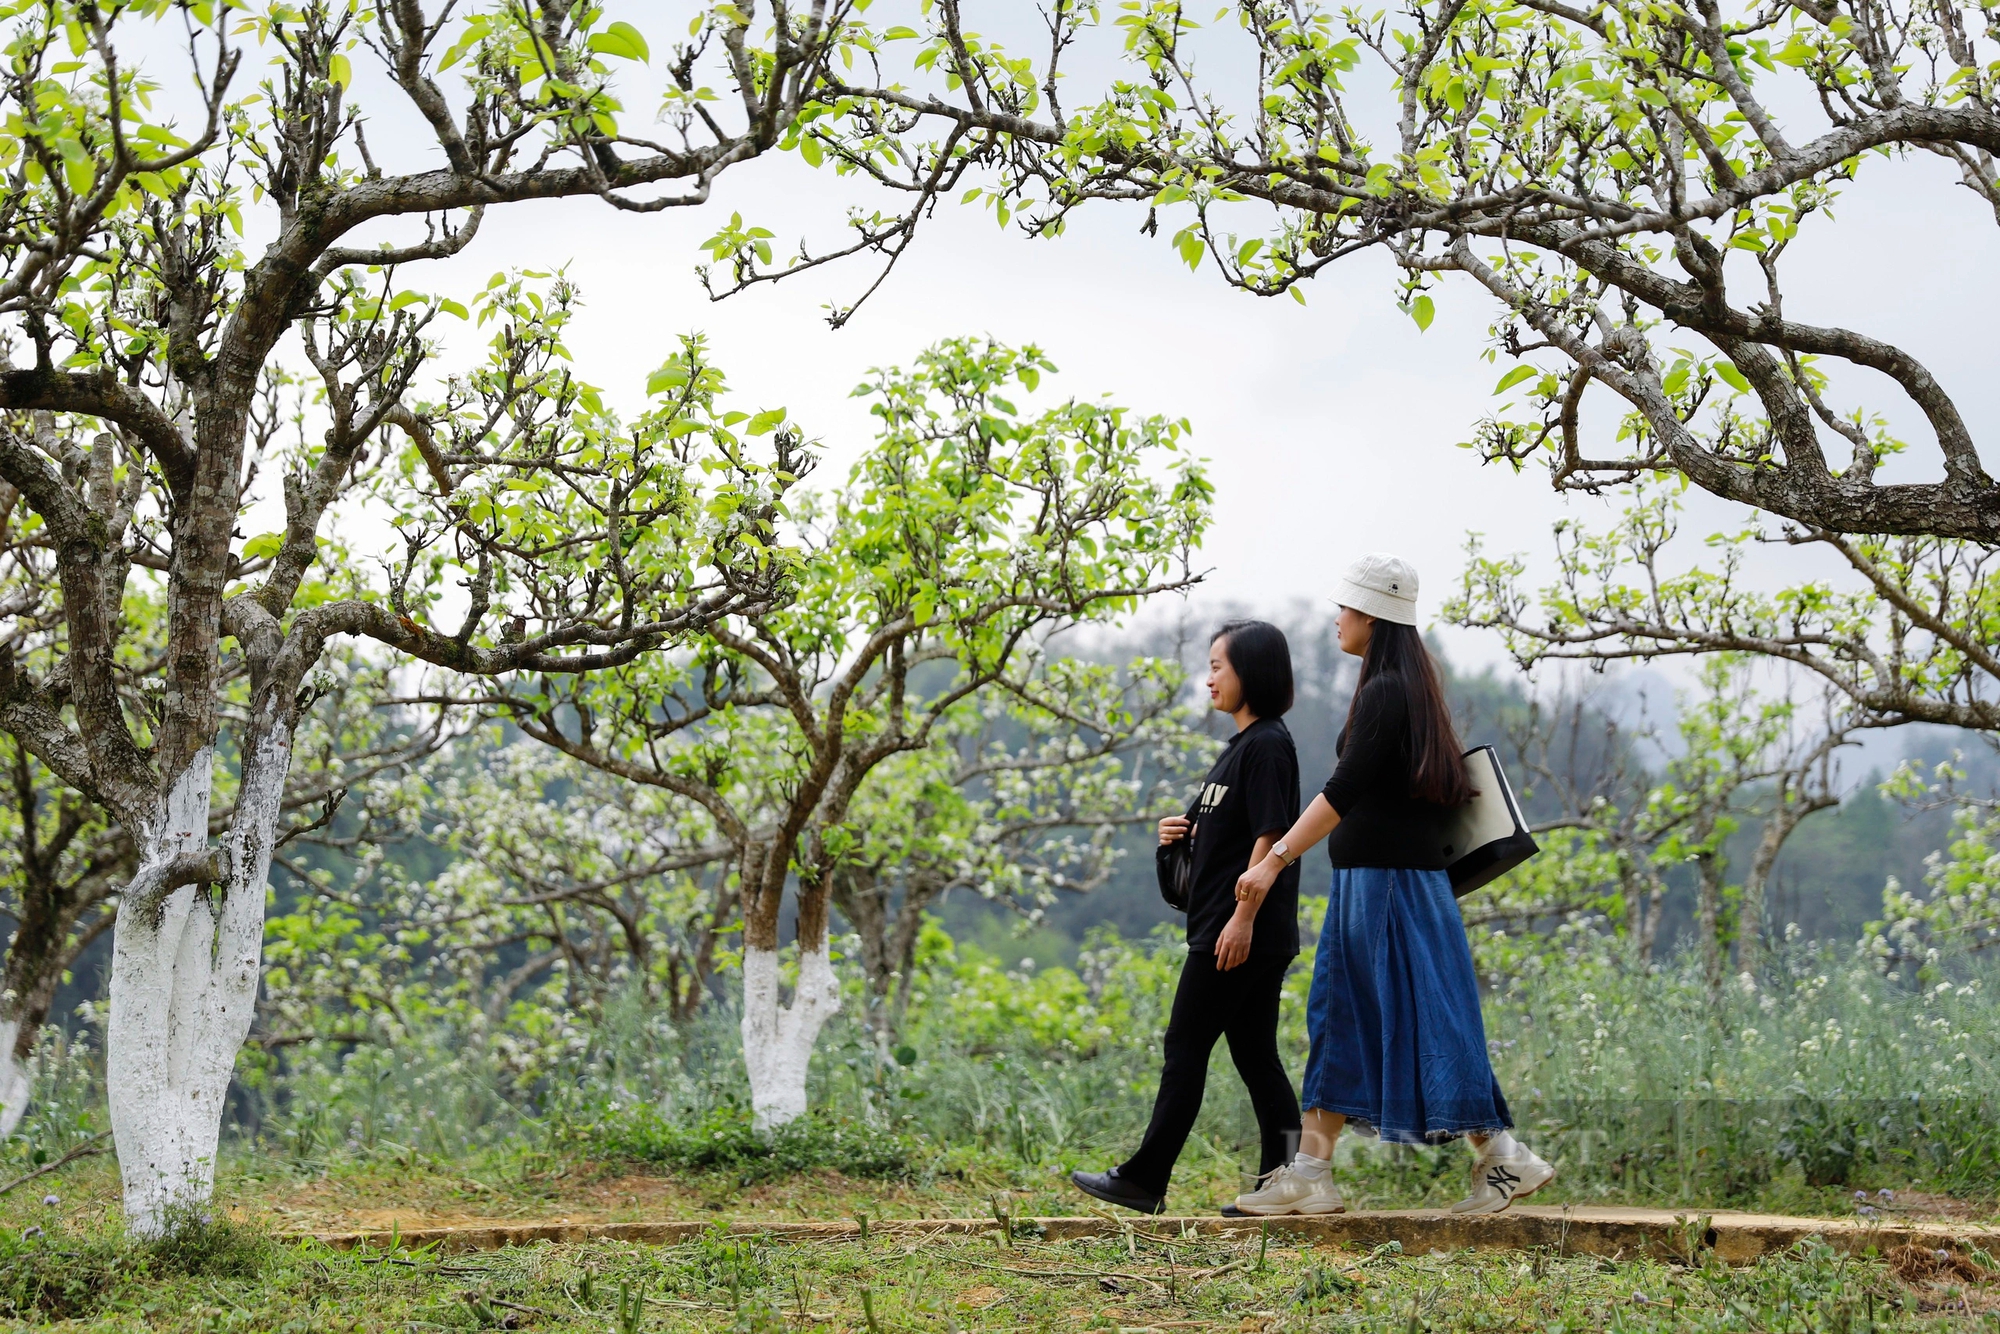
1320, 673, 1452, 869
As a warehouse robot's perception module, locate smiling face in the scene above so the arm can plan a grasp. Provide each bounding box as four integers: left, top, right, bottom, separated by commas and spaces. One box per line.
1207, 635, 1245, 715
1336, 605, 1375, 657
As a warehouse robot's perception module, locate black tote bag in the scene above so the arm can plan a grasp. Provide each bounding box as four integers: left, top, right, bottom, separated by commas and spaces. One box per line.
1154, 799, 1199, 912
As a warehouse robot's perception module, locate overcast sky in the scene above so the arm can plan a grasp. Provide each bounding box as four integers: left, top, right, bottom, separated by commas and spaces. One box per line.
129, 8, 2000, 676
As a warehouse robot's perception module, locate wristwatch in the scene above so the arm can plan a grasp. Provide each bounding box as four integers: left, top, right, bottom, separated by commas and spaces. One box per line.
1271, 841, 1297, 867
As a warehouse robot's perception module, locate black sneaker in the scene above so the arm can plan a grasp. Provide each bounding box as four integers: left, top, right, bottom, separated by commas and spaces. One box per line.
1070, 1168, 1165, 1215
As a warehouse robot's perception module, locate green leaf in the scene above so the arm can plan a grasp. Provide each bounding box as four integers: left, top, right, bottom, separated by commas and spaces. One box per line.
1174, 228, 1204, 271
241, 532, 286, 561
328, 52, 352, 88
1714, 363, 1752, 394
1411, 295, 1435, 332
589, 21, 650, 63
1492, 364, 1538, 395
64, 155, 95, 199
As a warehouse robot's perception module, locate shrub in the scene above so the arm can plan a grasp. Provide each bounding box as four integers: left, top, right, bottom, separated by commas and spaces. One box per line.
572, 1105, 931, 1183
140, 1208, 272, 1280
0, 1210, 267, 1322
0, 1226, 123, 1321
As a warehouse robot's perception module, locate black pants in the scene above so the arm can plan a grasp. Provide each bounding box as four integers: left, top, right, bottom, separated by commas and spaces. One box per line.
1118, 950, 1301, 1197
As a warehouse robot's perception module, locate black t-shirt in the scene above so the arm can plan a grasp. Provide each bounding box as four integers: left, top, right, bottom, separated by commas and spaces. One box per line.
1321, 673, 1453, 869
1179, 717, 1301, 957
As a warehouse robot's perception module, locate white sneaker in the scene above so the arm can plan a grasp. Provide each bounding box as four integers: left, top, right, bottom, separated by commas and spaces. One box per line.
1449, 1141, 1555, 1215
1232, 1164, 1346, 1216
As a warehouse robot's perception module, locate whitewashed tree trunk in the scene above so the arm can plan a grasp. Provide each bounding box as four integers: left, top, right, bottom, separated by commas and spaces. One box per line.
0, 1019, 26, 1139
740, 942, 841, 1134
106, 725, 291, 1237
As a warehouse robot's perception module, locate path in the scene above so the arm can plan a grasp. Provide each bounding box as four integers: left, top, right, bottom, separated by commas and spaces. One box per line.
302, 1205, 1998, 1265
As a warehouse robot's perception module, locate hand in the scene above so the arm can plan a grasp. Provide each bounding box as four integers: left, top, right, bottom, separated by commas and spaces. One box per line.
1158, 815, 1191, 846
1235, 857, 1279, 905
1215, 910, 1255, 971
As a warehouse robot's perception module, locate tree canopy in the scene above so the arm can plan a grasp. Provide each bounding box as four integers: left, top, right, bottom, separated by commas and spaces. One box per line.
473, 336, 1210, 1127
0, 0, 859, 1230
720, 0, 2000, 542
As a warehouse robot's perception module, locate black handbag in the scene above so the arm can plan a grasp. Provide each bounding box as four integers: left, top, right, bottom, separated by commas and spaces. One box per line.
1443, 745, 1540, 896
1155, 801, 1198, 912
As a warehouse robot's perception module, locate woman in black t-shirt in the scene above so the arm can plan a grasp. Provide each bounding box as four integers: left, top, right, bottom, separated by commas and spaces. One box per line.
1070, 620, 1304, 1216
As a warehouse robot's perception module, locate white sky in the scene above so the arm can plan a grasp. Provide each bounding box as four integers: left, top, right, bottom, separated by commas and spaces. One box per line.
123, 7, 2000, 675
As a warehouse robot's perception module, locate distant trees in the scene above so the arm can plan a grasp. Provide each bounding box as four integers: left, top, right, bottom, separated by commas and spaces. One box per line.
476, 338, 1209, 1129
255, 342, 1210, 1127
1468, 655, 1855, 992
262, 645, 1204, 1099
260, 738, 729, 1094
829, 650, 1203, 1052
1861, 764, 2000, 977
0, 737, 125, 1138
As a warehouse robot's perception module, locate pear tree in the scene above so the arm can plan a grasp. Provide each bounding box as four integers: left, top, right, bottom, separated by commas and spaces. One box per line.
0, 0, 868, 1231
832, 648, 1204, 1053
487, 338, 1211, 1130
730, 0, 2000, 541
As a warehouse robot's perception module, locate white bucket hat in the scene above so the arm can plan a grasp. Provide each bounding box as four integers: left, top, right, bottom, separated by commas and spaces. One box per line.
1332, 552, 1419, 626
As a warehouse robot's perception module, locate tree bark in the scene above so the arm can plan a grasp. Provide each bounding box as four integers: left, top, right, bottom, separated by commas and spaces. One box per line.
0, 784, 125, 1136
1738, 820, 1783, 972
106, 710, 290, 1237
736, 845, 841, 1133
1695, 848, 1726, 997
0, 1020, 28, 1139
739, 941, 841, 1135
1622, 858, 1668, 965
831, 864, 940, 1056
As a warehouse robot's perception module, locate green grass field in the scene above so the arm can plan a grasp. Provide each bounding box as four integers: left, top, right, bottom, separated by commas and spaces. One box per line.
6, 935, 1998, 1328
4, 1147, 1998, 1331
3, 1204, 1995, 1332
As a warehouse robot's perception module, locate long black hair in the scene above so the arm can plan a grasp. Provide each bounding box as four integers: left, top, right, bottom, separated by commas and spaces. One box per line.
1345, 620, 1472, 806
1213, 619, 1294, 719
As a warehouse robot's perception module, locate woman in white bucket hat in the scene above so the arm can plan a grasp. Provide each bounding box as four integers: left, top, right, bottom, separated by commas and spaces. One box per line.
1222, 553, 1554, 1217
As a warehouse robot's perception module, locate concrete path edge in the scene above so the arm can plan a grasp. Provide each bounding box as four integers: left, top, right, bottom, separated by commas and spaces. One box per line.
293, 1205, 1999, 1266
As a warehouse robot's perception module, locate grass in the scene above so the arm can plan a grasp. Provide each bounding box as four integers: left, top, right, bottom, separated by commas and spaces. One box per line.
5, 1134, 1999, 1330
2, 1190, 1997, 1332
5, 926, 2000, 1326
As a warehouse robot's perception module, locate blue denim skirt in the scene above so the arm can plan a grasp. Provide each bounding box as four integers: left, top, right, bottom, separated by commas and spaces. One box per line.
1301, 865, 1512, 1145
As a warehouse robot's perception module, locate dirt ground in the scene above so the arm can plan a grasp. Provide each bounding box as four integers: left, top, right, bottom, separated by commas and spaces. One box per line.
20, 1144, 1997, 1241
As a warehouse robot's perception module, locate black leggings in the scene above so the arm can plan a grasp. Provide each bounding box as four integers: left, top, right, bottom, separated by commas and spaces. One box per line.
1118, 950, 1301, 1197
